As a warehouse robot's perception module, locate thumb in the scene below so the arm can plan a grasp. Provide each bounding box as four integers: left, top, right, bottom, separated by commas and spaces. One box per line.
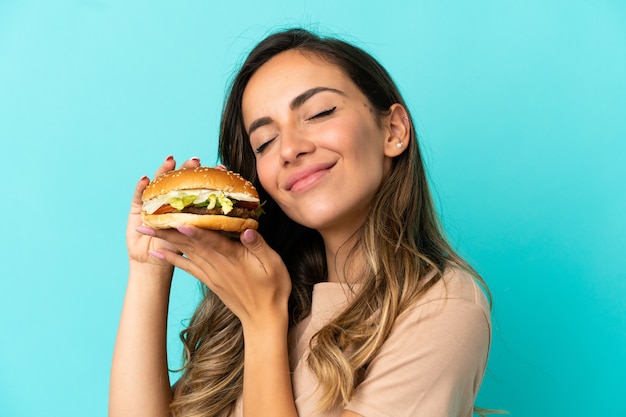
240, 229, 281, 271
240, 228, 265, 252
240, 229, 290, 289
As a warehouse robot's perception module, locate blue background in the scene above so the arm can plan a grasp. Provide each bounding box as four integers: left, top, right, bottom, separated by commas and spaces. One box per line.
1, 1, 624, 416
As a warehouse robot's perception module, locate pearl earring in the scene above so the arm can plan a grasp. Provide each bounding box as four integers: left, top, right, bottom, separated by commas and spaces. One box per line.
396, 142, 403, 148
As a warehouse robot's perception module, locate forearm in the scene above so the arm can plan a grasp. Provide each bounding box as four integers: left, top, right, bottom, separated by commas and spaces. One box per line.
242, 317, 298, 417
109, 263, 174, 417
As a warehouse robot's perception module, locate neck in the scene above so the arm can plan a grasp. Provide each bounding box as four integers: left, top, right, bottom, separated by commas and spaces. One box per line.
322, 230, 365, 284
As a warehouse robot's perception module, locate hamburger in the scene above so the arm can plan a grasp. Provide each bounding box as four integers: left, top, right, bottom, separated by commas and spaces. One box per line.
141, 166, 261, 232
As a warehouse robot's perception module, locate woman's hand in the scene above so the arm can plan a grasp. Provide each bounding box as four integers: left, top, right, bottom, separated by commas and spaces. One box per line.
136, 226, 292, 330
126, 155, 201, 269
112, 156, 205, 417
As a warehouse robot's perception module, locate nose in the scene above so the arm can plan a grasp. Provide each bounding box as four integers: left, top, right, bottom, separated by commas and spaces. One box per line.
279, 126, 315, 165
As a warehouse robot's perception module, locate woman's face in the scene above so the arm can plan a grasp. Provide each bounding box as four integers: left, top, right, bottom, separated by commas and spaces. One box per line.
241, 50, 395, 239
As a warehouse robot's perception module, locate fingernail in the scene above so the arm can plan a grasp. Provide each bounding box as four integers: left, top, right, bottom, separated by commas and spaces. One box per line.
165, 155, 174, 161
190, 156, 200, 162
136, 226, 156, 236
177, 225, 194, 237
215, 164, 227, 171
242, 229, 256, 243
148, 250, 165, 259
140, 175, 149, 181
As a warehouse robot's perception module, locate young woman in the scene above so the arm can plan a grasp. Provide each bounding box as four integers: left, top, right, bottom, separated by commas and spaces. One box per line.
110, 28, 492, 417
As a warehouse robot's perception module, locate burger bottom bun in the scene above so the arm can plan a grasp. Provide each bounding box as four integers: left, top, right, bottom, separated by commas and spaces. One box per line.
141, 212, 259, 232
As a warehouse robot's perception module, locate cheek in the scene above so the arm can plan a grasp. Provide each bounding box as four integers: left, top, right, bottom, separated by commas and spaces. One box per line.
345, 112, 382, 144
255, 158, 278, 194
317, 118, 369, 151
348, 123, 387, 162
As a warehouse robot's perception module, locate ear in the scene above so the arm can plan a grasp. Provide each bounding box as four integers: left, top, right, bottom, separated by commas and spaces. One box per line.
383, 104, 411, 157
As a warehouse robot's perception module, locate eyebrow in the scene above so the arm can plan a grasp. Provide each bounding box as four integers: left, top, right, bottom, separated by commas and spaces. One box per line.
247, 86, 345, 135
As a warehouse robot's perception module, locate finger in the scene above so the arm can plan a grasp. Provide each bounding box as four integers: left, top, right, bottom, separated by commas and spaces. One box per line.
175, 225, 238, 258
131, 156, 175, 211
171, 226, 252, 283
131, 175, 150, 210
139, 225, 257, 276
138, 225, 231, 259
180, 156, 201, 169
148, 248, 208, 279
153, 155, 177, 178
146, 230, 229, 289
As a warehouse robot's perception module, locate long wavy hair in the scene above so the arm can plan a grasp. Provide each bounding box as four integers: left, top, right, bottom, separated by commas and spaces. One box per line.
170, 28, 490, 416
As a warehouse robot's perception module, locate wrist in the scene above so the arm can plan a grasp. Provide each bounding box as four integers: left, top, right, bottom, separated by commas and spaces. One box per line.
242, 319, 289, 366
128, 260, 174, 283
241, 310, 289, 340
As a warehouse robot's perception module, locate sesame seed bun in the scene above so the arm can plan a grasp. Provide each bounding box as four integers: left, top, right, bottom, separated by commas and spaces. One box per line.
142, 166, 259, 201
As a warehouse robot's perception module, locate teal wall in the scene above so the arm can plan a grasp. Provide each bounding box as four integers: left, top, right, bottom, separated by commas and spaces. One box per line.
1, 1, 624, 416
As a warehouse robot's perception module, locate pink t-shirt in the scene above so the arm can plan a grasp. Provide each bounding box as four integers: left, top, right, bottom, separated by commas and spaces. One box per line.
230, 268, 491, 417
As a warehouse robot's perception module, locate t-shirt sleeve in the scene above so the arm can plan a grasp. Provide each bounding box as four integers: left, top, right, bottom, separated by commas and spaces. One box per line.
345, 294, 491, 417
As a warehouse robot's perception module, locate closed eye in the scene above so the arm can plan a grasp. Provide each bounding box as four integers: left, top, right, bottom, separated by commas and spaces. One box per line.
255, 137, 276, 154
308, 106, 336, 120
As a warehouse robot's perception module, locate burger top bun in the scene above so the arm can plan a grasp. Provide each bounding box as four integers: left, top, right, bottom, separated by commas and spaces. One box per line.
142, 166, 259, 202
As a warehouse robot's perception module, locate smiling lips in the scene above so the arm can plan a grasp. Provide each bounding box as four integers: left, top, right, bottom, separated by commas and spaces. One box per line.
284, 162, 336, 193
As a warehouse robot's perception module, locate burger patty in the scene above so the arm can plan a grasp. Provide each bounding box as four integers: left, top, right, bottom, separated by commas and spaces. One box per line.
181, 206, 259, 220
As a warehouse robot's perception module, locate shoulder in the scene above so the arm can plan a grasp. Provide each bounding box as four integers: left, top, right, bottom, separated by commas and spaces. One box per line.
411, 266, 491, 320
385, 266, 492, 356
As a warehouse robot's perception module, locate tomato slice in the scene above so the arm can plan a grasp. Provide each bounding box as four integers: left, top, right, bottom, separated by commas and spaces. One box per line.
235, 201, 259, 210
152, 204, 177, 214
